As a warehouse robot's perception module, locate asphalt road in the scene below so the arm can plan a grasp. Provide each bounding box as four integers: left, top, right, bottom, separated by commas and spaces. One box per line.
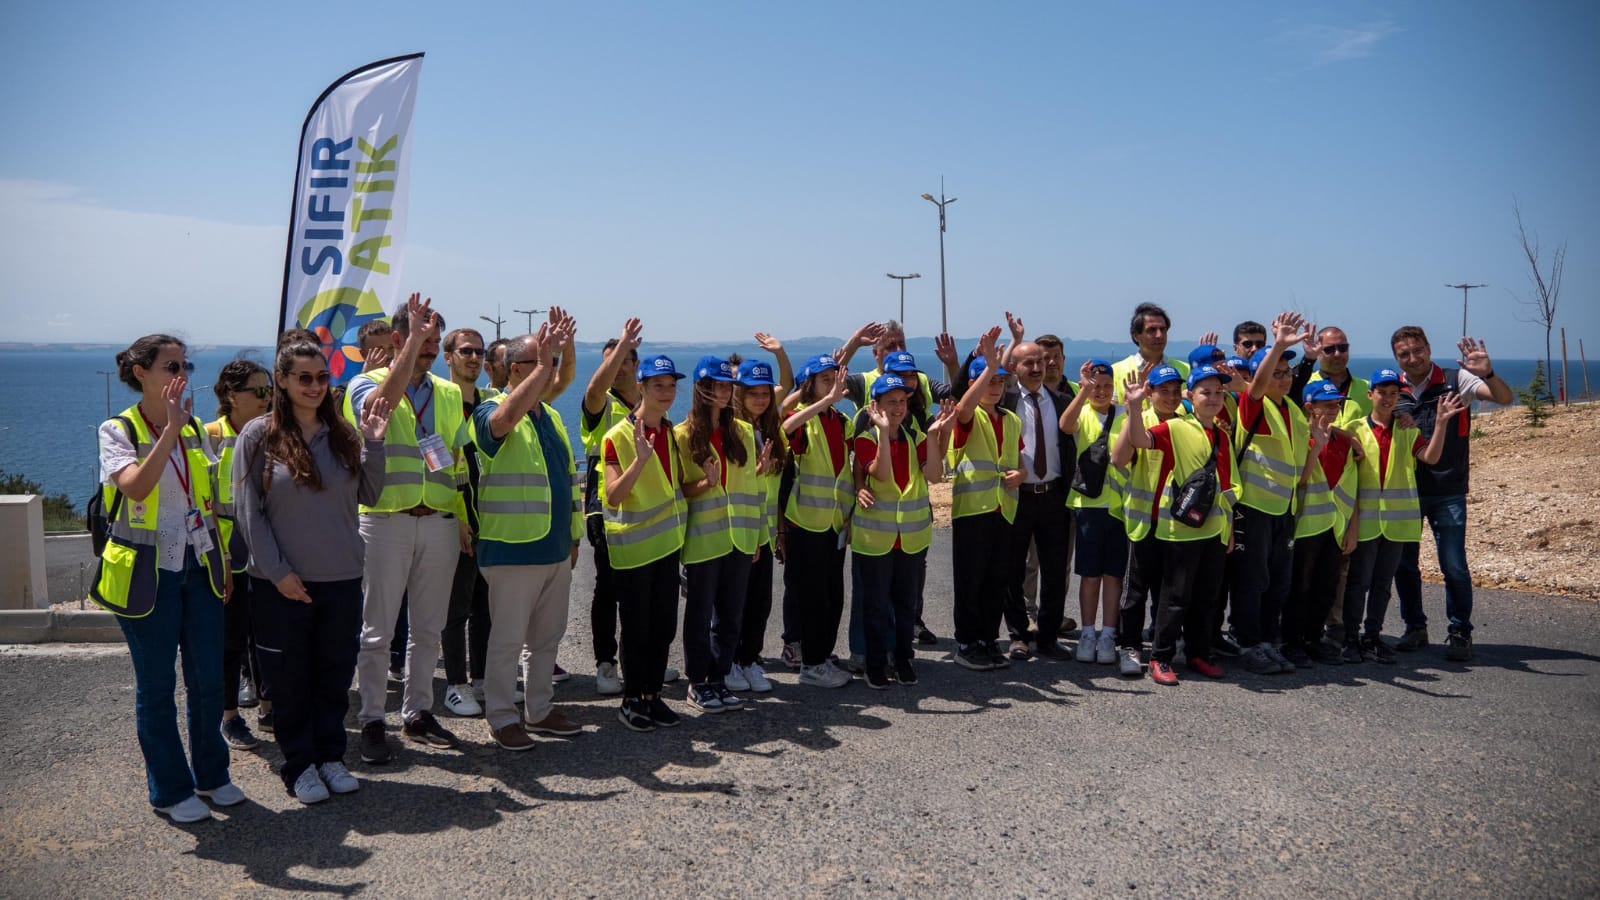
2, 532, 1597, 898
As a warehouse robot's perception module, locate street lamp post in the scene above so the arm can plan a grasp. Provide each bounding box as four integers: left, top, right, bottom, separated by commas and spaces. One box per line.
95, 371, 114, 417
921, 184, 957, 334
479, 304, 506, 341
512, 307, 547, 334
1444, 283, 1486, 337
886, 273, 921, 325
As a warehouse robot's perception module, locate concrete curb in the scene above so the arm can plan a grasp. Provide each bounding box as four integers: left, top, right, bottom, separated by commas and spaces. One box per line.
0, 608, 124, 644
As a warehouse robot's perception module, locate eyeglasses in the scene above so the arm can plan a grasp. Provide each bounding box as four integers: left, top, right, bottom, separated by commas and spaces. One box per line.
452, 347, 485, 358
160, 361, 197, 375
293, 371, 332, 386
1322, 343, 1350, 354
1239, 340, 1266, 351
237, 386, 273, 399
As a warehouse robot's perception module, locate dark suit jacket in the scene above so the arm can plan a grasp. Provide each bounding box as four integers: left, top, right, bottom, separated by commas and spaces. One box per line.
1000, 384, 1078, 489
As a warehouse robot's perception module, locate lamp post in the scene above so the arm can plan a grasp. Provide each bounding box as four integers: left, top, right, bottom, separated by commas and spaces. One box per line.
512, 307, 547, 334
1444, 283, 1486, 337
921, 184, 957, 334
886, 273, 921, 325
479, 305, 506, 341
95, 371, 114, 417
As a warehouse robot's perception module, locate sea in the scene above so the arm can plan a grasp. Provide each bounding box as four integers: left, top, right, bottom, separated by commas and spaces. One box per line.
0, 342, 1576, 516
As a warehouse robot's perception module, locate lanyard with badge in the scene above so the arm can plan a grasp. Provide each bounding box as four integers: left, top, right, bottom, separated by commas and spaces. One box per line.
406, 381, 455, 473
139, 409, 214, 555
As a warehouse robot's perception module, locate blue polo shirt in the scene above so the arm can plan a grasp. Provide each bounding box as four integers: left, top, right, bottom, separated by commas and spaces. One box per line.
471, 402, 574, 567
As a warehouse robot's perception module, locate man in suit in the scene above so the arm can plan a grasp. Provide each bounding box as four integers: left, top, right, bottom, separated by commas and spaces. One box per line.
999, 341, 1078, 660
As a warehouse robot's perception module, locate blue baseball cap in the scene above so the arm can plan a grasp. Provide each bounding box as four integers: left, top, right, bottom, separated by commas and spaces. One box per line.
1248, 346, 1298, 374
883, 351, 920, 374
871, 373, 912, 399
1303, 381, 1347, 404
736, 359, 778, 387
1370, 368, 1404, 388
693, 355, 736, 383
637, 354, 686, 381
1226, 355, 1249, 372
1148, 365, 1183, 387
967, 357, 1009, 381
1085, 358, 1114, 376
804, 354, 839, 376
1188, 345, 1227, 370
1187, 365, 1231, 389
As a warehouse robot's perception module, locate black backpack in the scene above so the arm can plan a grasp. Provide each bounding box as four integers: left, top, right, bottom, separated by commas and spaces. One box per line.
87, 416, 134, 556
1070, 406, 1117, 499
1170, 425, 1222, 528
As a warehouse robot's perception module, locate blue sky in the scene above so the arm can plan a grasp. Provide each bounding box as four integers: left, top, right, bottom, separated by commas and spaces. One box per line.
1, 1, 1595, 360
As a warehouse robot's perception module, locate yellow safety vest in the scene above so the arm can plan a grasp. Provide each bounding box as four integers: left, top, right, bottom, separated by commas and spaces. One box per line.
1066, 404, 1129, 520
785, 408, 855, 534
1294, 441, 1360, 541
1124, 418, 1235, 545
208, 416, 249, 572
1307, 370, 1374, 427
469, 396, 583, 545
91, 408, 227, 617
851, 428, 934, 556
581, 392, 633, 459
674, 419, 762, 563
756, 428, 789, 546
1350, 418, 1423, 543
948, 407, 1020, 523
344, 369, 465, 515
599, 417, 687, 569
1112, 354, 1191, 403
1235, 396, 1309, 516
862, 368, 934, 413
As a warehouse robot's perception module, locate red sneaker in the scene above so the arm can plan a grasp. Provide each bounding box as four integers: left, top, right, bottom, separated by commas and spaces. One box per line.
1150, 660, 1179, 686
1188, 657, 1225, 679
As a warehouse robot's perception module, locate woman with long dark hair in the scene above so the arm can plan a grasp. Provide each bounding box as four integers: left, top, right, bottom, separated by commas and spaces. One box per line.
234, 340, 391, 803
724, 353, 789, 694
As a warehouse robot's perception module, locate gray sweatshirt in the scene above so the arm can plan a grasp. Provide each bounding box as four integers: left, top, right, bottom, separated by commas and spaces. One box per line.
234, 416, 386, 583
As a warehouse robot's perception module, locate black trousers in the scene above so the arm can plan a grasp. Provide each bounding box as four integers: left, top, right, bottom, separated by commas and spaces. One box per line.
1118, 534, 1163, 649
1286, 529, 1343, 648
1150, 539, 1225, 664
1343, 537, 1404, 642
589, 517, 621, 665
952, 511, 1010, 646
1003, 488, 1071, 642
1230, 505, 1296, 646
250, 576, 362, 790
223, 574, 262, 710
616, 553, 681, 699
856, 548, 926, 668
442, 550, 490, 684
785, 524, 847, 666
683, 551, 753, 684
736, 544, 774, 666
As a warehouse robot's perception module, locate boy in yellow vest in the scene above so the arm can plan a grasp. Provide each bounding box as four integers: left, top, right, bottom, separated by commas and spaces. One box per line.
1060, 358, 1128, 665
1282, 381, 1361, 667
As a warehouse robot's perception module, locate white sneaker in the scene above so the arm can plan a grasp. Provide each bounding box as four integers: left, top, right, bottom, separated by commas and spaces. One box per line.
799, 660, 852, 688
744, 662, 774, 693
595, 661, 623, 695
1096, 629, 1118, 664
317, 761, 360, 794
293, 767, 330, 804
444, 684, 482, 717
1075, 627, 1099, 663
156, 795, 212, 823
725, 665, 751, 692
1117, 647, 1145, 677
196, 783, 246, 807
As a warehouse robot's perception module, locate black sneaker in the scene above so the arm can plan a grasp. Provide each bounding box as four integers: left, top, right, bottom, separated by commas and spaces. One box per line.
714, 684, 745, 711
894, 659, 918, 685
1362, 636, 1396, 664
954, 644, 993, 671
1305, 640, 1342, 666
984, 642, 1011, 668
915, 622, 938, 645
864, 666, 891, 690
402, 711, 461, 748
360, 721, 392, 764
1395, 627, 1429, 652
617, 698, 656, 732
221, 716, 260, 751
1213, 633, 1243, 658
1281, 643, 1314, 669
257, 710, 275, 734
1340, 641, 1366, 664
646, 697, 680, 728
1445, 632, 1473, 662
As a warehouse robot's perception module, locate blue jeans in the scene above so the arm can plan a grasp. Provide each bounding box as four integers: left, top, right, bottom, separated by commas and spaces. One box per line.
1397, 494, 1474, 635
117, 550, 229, 808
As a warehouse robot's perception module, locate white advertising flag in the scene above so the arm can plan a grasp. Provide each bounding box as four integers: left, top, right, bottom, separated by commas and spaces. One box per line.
278, 53, 423, 384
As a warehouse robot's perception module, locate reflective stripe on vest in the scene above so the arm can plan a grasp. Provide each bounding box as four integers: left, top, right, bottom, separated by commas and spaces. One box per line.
1294, 444, 1359, 541
1066, 405, 1127, 514
675, 421, 761, 563
581, 394, 631, 459
851, 433, 934, 557
1351, 419, 1422, 543
1236, 398, 1308, 516
210, 417, 249, 572
345, 369, 465, 514
1125, 420, 1233, 544
600, 416, 685, 568
784, 409, 854, 533
948, 407, 1020, 523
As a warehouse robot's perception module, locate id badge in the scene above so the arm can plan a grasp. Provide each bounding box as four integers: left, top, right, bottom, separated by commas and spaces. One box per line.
186, 508, 214, 555
419, 433, 454, 473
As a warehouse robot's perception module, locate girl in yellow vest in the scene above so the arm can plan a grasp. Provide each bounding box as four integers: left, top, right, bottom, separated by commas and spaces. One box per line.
853, 375, 957, 689
947, 330, 1023, 672
675, 356, 764, 714
602, 354, 689, 731
95, 334, 238, 822
1112, 365, 1236, 686
1059, 358, 1129, 665
1340, 369, 1463, 663
1115, 364, 1186, 677
206, 359, 273, 752
1282, 381, 1362, 667
780, 355, 856, 689
726, 355, 790, 694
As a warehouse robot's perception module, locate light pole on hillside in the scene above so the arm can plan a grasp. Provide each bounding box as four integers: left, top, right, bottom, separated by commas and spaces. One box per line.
95, 371, 114, 417
479, 305, 506, 341
512, 307, 547, 334
886, 273, 921, 325
921, 182, 956, 334
1445, 283, 1486, 337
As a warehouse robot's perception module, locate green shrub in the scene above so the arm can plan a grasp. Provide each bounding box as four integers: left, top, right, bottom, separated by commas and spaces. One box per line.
1516, 362, 1553, 428
0, 471, 85, 532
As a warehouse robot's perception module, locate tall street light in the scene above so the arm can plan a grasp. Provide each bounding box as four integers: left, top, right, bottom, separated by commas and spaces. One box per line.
479, 304, 506, 341
921, 185, 956, 334
886, 274, 921, 326
95, 371, 114, 417
512, 307, 547, 334
1445, 283, 1486, 337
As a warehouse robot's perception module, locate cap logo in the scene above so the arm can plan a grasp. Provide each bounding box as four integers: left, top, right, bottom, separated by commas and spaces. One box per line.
654, 358, 670, 369
819, 356, 835, 366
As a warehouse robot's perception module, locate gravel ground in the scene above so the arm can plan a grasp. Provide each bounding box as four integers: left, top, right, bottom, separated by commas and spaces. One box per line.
2, 532, 1598, 898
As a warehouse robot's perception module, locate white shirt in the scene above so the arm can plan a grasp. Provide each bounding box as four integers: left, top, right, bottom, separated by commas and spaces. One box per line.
1015, 387, 1060, 483
99, 417, 213, 572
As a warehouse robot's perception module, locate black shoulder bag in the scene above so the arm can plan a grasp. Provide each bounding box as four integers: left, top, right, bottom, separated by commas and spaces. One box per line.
1070, 406, 1117, 498
1170, 425, 1223, 528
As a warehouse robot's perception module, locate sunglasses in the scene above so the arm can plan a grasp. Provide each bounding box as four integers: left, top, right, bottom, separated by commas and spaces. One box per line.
160, 361, 197, 375
1239, 340, 1266, 350
236, 386, 273, 399
452, 347, 485, 358
1322, 343, 1351, 354
292, 371, 332, 386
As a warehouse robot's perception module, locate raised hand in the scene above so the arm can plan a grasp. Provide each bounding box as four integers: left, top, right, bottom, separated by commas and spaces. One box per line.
618, 318, 644, 354
755, 332, 784, 354
757, 439, 776, 476
934, 333, 960, 368
1198, 331, 1219, 347
631, 412, 651, 459
866, 400, 892, 430
1005, 311, 1025, 344
408, 293, 441, 343
361, 395, 394, 441
701, 454, 722, 489
1301, 321, 1322, 361
849, 322, 886, 349
1457, 337, 1494, 379
824, 367, 850, 406
1123, 370, 1150, 406
549, 306, 576, 347
1271, 312, 1307, 348
1309, 419, 1330, 454
162, 374, 191, 427
976, 326, 1002, 365
1436, 390, 1466, 423
1078, 360, 1097, 385
927, 398, 959, 436
534, 322, 556, 367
